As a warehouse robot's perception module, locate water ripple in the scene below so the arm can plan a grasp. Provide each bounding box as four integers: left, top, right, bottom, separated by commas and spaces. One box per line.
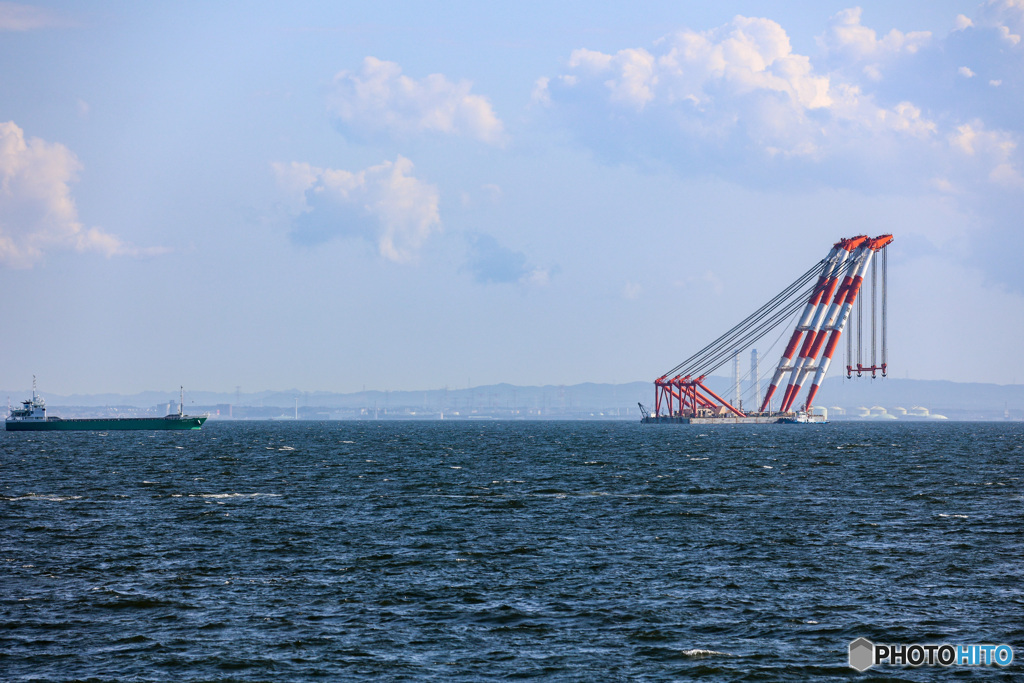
1, 421, 1021, 680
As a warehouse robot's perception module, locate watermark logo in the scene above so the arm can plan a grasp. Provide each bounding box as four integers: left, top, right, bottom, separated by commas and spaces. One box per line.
849, 638, 1014, 671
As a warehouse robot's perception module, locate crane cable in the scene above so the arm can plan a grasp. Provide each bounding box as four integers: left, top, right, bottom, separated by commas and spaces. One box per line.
661, 260, 824, 378
688, 289, 813, 378
733, 304, 806, 406
665, 256, 862, 379
881, 245, 888, 372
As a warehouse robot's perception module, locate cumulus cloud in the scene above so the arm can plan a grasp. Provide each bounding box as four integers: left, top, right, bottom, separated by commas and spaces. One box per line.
537, 9, 1024, 294
539, 13, 1024, 194
531, 77, 552, 105
657, 16, 832, 111
0, 121, 150, 268
817, 7, 931, 62
949, 120, 1024, 187
273, 155, 441, 263
554, 16, 832, 114
569, 47, 658, 110
329, 57, 506, 145
854, 3, 1021, 131
977, 0, 1024, 43
541, 16, 933, 171
954, 14, 975, 31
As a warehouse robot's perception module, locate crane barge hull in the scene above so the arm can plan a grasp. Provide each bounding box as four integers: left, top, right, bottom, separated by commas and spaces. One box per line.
641, 414, 826, 424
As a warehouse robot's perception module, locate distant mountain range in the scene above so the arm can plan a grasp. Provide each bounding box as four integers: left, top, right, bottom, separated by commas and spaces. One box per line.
6, 377, 1024, 421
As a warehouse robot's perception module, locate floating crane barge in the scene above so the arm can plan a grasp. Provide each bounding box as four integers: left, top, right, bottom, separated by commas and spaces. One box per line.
641, 234, 892, 424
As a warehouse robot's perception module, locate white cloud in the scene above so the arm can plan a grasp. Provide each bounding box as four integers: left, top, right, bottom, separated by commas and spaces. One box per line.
817, 8, 931, 61
534, 10, 1024, 296
569, 47, 658, 109
273, 155, 441, 263
522, 267, 552, 287
653, 16, 831, 111
531, 77, 551, 105
977, 0, 1024, 43
951, 121, 1008, 156
949, 121, 1024, 187
0, 121, 148, 268
989, 162, 1024, 187
0, 2, 60, 31
329, 57, 506, 145
544, 15, 946, 164
954, 14, 975, 31
540, 11, 1024, 197
884, 101, 937, 138
997, 24, 1022, 44
815, 8, 932, 85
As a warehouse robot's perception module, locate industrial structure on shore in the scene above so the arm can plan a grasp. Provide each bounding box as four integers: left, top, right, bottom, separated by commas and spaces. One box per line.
641, 234, 893, 424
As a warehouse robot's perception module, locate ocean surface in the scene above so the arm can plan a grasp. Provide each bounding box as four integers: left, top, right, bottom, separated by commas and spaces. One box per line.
1, 420, 1021, 681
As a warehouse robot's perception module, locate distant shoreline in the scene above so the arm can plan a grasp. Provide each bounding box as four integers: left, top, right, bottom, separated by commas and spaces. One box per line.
5, 377, 1023, 422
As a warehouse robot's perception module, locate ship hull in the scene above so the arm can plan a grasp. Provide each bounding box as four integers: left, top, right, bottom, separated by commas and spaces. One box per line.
6, 416, 207, 431
641, 414, 827, 424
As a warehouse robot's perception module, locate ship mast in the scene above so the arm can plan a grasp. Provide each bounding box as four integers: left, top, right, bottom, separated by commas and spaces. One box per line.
179, 386, 184, 417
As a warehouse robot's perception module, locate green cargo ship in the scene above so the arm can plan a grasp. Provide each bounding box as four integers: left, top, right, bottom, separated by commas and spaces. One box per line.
6, 382, 207, 431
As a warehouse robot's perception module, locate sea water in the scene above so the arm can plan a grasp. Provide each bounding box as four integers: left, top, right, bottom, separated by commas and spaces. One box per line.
1, 421, 1022, 681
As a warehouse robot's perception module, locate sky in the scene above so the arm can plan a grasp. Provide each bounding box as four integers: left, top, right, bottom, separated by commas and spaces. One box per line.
1, 0, 1023, 395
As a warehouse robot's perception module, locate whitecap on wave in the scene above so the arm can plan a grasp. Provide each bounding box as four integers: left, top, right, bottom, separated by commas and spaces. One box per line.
189, 493, 282, 499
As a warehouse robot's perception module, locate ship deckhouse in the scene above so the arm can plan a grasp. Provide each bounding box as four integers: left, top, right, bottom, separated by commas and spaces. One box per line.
8, 377, 46, 422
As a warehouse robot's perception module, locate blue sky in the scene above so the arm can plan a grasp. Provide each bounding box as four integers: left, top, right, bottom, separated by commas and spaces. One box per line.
1, 1, 1022, 394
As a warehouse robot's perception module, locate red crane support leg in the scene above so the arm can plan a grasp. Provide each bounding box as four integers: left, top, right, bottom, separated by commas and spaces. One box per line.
759, 242, 856, 412
803, 328, 844, 410
780, 269, 860, 412
778, 328, 825, 412
759, 328, 805, 412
